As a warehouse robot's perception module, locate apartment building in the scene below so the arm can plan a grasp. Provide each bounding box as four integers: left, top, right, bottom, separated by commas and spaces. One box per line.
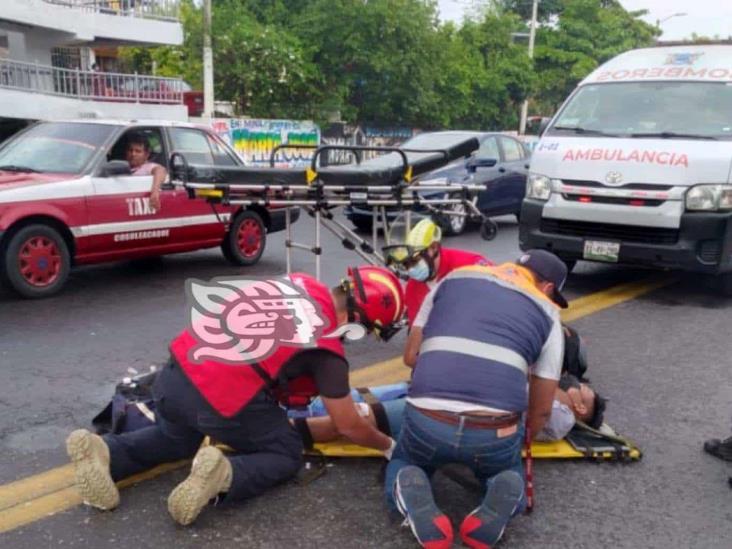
0, 0, 188, 137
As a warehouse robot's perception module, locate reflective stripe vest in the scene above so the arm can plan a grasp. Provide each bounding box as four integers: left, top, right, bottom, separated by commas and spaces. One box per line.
170, 273, 345, 418
405, 247, 490, 326
409, 263, 559, 412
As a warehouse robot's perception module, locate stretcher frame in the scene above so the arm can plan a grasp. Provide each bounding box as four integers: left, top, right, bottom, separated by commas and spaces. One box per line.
172, 138, 499, 279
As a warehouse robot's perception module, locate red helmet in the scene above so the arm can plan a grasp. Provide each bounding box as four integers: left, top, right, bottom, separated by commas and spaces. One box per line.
343, 266, 405, 341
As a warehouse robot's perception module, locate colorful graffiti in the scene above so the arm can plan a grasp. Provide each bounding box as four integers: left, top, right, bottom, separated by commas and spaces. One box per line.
320, 123, 418, 165
209, 118, 320, 167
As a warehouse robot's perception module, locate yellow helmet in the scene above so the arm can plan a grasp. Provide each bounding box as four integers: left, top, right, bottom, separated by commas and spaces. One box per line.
406, 219, 442, 250
383, 219, 442, 267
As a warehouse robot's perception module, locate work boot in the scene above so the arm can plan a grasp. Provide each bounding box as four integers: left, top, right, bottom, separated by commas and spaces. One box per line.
167, 446, 232, 526
460, 470, 523, 549
65, 429, 120, 511
704, 436, 732, 462
393, 466, 453, 549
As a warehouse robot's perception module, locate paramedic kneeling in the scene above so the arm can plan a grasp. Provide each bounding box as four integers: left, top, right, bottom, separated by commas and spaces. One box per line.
65, 267, 403, 526
386, 250, 567, 549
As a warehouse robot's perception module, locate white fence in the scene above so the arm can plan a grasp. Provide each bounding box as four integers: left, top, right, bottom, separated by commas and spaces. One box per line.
43, 0, 179, 21
0, 59, 184, 104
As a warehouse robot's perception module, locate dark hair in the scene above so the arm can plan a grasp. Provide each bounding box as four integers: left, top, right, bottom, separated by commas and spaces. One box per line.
127, 133, 150, 152
587, 391, 607, 430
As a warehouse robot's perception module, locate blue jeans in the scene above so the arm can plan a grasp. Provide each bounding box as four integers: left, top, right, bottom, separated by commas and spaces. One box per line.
384, 403, 525, 512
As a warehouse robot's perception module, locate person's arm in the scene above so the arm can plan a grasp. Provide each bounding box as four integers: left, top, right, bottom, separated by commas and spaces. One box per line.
149, 164, 168, 211
320, 394, 393, 451
403, 326, 423, 368
527, 316, 564, 439
528, 378, 559, 436
403, 283, 439, 367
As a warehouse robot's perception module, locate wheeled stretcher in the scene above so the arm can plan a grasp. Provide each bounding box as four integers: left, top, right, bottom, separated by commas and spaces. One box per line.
172, 135, 499, 279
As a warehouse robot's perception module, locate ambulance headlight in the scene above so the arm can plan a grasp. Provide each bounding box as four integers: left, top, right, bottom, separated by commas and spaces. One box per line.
526, 173, 552, 201
685, 185, 732, 211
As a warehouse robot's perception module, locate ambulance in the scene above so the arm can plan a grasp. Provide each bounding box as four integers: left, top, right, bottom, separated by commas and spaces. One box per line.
519, 45, 732, 292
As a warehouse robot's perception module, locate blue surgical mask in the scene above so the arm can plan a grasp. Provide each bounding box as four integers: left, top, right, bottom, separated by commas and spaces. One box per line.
408, 259, 430, 282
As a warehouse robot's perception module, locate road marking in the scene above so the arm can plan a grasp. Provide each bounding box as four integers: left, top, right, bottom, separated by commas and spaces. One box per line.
0, 274, 673, 534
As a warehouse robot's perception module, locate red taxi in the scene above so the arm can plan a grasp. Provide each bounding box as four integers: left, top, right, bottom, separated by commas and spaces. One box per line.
0, 120, 299, 298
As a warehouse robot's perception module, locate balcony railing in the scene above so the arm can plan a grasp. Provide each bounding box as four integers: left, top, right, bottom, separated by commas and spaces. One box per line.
0, 59, 184, 104
43, 0, 180, 22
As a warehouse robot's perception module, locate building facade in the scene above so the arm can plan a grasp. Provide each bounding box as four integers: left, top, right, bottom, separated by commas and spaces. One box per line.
0, 0, 187, 136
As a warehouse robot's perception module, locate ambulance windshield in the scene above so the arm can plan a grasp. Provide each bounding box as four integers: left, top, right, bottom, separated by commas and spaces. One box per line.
549, 82, 732, 140
0, 122, 116, 174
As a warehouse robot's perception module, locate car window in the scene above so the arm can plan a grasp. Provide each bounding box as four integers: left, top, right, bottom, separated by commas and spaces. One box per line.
477, 137, 499, 160
207, 134, 238, 166
107, 127, 167, 169
169, 128, 215, 165
500, 137, 523, 162
0, 122, 115, 174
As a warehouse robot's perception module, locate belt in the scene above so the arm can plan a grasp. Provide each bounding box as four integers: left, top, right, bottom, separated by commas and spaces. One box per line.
415, 407, 520, 430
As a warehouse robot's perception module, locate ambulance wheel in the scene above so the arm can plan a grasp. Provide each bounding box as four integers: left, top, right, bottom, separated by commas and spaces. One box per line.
222, 210, 266, 266
2, 224, 70, 298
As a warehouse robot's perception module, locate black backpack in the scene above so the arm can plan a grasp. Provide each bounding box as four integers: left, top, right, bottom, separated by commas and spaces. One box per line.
92, 369, 159, 435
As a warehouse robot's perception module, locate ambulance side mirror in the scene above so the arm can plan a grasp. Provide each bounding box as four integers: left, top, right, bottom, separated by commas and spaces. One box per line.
101, 160, 132, 177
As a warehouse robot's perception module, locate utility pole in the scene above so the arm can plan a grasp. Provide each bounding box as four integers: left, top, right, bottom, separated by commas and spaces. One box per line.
202, 0, 215, 118
519, 0, 539, 135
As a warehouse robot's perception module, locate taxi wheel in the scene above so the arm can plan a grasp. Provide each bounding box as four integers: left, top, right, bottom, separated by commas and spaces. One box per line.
222, 210, 266, 266
2, 224, 71, 298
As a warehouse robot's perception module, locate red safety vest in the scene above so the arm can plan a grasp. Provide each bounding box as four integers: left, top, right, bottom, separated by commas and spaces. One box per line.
405, 247, 491, 326
170, 273, 345, 418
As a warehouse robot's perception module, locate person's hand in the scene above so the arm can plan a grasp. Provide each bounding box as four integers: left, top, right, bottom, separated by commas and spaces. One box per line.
149, 188, 161, 212
383, 437, 397, 460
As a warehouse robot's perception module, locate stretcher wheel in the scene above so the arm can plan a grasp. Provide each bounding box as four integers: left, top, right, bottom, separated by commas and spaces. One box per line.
480, 219, 498, 241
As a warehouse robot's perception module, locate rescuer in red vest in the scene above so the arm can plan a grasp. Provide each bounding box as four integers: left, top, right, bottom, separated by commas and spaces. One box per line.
65, 266, 405, 526
383, 219, 491, 326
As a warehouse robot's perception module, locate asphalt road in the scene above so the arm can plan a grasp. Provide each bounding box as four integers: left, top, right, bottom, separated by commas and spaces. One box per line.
1, 212, 730, 548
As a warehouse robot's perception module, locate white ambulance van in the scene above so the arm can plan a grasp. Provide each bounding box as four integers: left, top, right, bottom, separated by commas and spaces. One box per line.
519, 45, 732, 291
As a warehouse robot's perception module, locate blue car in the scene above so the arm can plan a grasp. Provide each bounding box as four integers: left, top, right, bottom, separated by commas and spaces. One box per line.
345, 131, 530, 235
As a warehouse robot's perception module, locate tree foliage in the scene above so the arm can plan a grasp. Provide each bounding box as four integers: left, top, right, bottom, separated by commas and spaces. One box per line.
533, 0, 658, 113
118, 0, 658, 129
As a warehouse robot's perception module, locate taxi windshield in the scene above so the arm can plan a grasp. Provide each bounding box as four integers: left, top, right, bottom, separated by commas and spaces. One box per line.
0, 122, 117, 174
549, 81, 732, 140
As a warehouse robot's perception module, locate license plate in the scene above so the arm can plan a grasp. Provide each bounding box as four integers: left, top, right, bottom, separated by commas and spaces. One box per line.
583, 240, 620, 263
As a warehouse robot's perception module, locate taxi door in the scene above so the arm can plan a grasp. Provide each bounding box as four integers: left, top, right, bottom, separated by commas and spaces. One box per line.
86, 126, 218, 260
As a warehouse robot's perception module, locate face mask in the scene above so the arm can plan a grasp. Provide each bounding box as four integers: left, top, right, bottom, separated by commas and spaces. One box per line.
408, 259, 430, 282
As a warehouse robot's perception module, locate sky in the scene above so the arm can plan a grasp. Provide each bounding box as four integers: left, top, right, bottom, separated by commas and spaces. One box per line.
437, 0, 732, 41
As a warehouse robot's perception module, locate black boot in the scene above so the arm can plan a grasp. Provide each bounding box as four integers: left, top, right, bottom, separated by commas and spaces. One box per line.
703, 436, 732, 462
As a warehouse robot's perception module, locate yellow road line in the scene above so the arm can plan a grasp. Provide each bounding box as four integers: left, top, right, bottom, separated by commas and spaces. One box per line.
0, 273, 673, 534
0, 461, 189, 534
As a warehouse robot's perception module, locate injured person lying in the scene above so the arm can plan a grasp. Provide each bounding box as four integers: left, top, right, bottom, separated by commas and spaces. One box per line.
291, 373, 607, 449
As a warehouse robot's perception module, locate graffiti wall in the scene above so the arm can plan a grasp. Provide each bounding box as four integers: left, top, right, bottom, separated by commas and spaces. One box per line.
210, 118, 320, 167
320, 123, 418, 165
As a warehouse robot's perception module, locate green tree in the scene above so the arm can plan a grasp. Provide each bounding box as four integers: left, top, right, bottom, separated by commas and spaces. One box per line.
532, 0, 658, 114
451, 11, 536, 129
288, 0, 446, 126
